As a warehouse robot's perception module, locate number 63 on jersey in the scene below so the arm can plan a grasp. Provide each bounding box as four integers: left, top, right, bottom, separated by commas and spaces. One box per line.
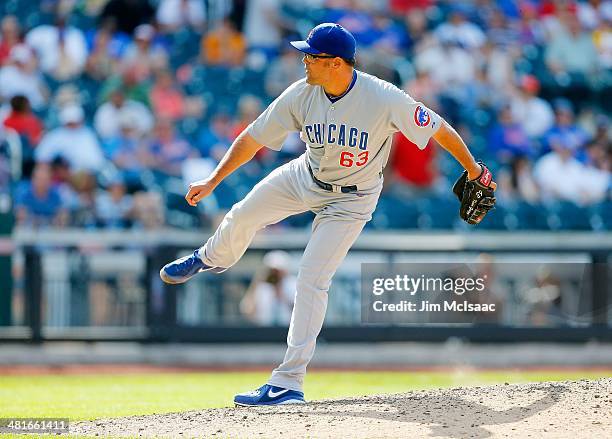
339, 150, 369, 167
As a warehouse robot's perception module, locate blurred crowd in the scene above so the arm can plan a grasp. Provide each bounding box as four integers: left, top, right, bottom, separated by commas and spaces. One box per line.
0, 0, 610, 231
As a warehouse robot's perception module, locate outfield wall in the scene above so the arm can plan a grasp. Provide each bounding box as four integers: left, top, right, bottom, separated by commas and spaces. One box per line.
0, 229, 610, 342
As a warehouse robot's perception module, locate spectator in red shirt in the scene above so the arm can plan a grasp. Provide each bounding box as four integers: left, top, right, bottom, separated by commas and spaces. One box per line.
230, 95, 269, 164
231, 94, 263, 139
389, 0, 433, 15
149, 69, 204, 122
2, 95, 44, 146
385, 132, 439, 197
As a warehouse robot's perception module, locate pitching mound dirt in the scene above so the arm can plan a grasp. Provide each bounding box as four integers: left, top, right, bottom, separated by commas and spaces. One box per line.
72, 378, 611, 438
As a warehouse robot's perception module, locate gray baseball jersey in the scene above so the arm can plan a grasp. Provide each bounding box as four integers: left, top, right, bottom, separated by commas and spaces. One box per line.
247, 70, 442, 187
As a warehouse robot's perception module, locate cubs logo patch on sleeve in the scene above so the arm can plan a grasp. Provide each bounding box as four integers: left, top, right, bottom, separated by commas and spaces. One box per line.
414, 105, 431, 127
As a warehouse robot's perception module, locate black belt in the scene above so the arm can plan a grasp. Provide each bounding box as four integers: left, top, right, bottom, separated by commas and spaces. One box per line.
307, 162, 357, 193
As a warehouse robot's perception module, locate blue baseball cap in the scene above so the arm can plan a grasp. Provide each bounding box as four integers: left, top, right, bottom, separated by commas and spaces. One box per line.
290, 23, 356, 60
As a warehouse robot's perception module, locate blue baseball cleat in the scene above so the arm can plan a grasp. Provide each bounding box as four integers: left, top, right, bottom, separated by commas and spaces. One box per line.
159, 250, 226, 284
234, 384, 305, 407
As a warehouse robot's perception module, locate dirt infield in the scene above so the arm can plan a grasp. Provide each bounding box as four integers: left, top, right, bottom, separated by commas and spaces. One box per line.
72, 378, 611, 438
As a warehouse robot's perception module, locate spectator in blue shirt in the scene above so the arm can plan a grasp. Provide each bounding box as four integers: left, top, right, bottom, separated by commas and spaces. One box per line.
95, 176, 134, 228
14, 163, 68, 228
197, 112, 234, 163
488, 105, 533, 164
147, 117, 196, 180
544, 99, 590, 153
103, 111, 150, 192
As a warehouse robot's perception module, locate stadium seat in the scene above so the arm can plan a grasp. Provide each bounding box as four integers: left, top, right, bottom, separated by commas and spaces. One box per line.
371, 194, 419, 229
416, 195, 457, 230
211, 181, 239, 210
549, 201, 593, 231
511, 201, 551, 230
473, 203, 509, 230
283, 211, 315, 228
165, 191, 201, 228
589, 201, 612, 231
169, 29, 201, 68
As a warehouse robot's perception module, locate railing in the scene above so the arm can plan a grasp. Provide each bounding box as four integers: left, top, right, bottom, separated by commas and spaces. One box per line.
2, 228, 610, 343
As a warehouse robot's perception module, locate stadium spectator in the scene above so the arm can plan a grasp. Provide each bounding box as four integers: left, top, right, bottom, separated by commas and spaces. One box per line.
414, 35, 476, 92
102, 111, 151, 192
593, 12, 612, 68
481, 39, 516, 89
131, 190, 165, 229
156, 0, 206, 34
534, 144, 584, 203
368, 11, 409, 52
240, 250, 296, 326
201, 18, 246, 68
25, 14, 88, 80
323, 1, 377, 48
84, 22, 127, 81
70, 171, 98, 227
544, 99, 590, 153
94, 87, 154, 141
581, 140, 611, 204
0, 132, 10, 188
385, 134, 438, 197
516, 0, 546, 45
510, 75, 555, 140
0, 45, 47, 111
403, 67, 440, 112
575, 106, 606, 144
0, 15, 22, 66
577, 0, 612, 30
99, 66, 151, 106
358, 11, 409, 82
231, 94, 263, 139
545, 14, 600, 77
4, 1, 610, 233
243, 0, 282, 63
434, 7, 486, 50
592, 114, 612, 145
460, 65, 501, 118
538, 0, 576, 39
264, 45, 303, 98
523, 268, 564, 326
52, 83, 82, 109
147, 118, 196, 179
49, 155, 80, 212
497, 155, 540, 203
197, 112, 234, 163
99, 0, 155, 36
486, 7, 520, 48
149, 69, 204, 121
120, 24, 169, 82
14, 163, 68, 228
388, 0, 433, 15
487, 105, 533, 164
43, 83, 84, 129
229, 94, 271, 167
95, 176, 133, 228
277, 131, 307, 162
36, 105, 105, 173
403, 8, 429, 43
2, 95, 44, 147
533, 141, 592, 205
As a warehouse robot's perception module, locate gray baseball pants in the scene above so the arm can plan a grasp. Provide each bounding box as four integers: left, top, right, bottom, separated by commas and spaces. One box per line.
198, 153, 382, 392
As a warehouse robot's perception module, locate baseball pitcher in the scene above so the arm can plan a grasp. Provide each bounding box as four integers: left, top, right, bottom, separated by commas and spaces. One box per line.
160, 23, 496, 406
